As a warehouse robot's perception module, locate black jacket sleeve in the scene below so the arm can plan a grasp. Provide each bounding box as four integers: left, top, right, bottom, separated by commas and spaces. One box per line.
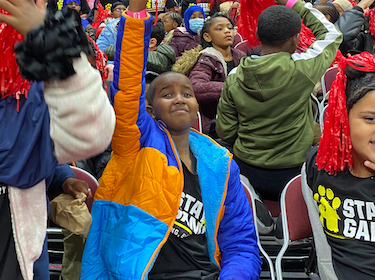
334, 6, 365, 55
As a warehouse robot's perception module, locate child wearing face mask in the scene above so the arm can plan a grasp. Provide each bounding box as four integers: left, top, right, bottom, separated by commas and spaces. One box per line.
169, 5, 206, 58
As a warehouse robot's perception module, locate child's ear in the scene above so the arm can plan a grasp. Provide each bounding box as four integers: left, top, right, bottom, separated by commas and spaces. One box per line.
172, 21, 178, 29
203, 32, 212, 43
149, 38, 157, 50
293, 33, 300, 47
146, 104, 156, 119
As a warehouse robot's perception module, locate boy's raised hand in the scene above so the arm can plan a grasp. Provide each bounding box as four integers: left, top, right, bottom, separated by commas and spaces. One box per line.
128, 0, 148, 12
274, 0, 289, 5
0, 0, 46, 36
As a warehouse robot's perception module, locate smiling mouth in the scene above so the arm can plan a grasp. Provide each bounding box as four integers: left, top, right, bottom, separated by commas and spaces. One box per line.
172, 109, 188, 113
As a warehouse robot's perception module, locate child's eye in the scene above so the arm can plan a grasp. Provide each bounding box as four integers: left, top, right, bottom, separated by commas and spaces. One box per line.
365, 117, 375, 122
163, 93, 172, 98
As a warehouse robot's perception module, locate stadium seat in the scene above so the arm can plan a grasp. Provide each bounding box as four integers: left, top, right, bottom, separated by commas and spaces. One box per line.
191, 111, 203, 133
301, 164, 339, 280
275, 175, 313, 280
241, 175, 276, 280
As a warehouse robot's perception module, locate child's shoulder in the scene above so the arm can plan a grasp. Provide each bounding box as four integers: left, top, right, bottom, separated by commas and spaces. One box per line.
232, 48, 246, 59
173, 27, 191, 37
306, 145, 318, 165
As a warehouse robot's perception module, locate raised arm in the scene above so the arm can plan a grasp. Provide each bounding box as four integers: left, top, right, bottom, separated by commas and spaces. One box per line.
45, 53, 115, 164
110, 0, 153, 157
0, 0, 115, 181
288, 0, 342, 83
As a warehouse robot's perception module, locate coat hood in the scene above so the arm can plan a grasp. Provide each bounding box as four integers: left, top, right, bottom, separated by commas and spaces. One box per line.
234, 52, 296, 102
172, 45, 203, 75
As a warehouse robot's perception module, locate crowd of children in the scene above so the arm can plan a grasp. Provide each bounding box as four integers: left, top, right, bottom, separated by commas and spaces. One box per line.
2, 0, 375, 279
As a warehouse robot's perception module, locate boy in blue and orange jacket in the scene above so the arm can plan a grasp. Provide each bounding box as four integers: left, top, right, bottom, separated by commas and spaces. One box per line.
81, 0, 262, 279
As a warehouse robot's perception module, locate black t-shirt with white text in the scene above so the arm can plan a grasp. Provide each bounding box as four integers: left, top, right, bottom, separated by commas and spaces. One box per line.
306, 146, 375, 280
0, 183, 22, 280
149, 154, 220, 280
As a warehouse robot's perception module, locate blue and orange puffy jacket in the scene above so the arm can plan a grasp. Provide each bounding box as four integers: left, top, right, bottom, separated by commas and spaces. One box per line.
81, 12, 261, 280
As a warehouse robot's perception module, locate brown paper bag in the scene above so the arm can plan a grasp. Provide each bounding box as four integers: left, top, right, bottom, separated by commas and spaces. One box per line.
50, 192, 92, 238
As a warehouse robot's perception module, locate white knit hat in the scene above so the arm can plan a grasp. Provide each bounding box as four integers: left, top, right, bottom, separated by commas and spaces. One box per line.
333, 0, 354, 11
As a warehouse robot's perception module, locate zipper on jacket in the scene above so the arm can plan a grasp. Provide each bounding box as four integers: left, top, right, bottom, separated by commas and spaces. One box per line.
141, 122, 185, 280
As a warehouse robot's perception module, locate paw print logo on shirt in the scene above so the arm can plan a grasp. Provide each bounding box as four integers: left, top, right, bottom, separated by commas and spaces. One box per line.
200, 218, 206, 228
314, 185, 341, 233
57, 0, 64, 10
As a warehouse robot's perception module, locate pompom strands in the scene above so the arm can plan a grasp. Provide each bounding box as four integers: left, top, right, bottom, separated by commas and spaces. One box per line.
0, 8, 30, 108
365, 7, 375, 38
349, 0, 357, 7
297, 21, 316, 53
237, 0, 274, 48
87, 36, 108, 92
92, 2, 112, 29
317, 53, 375, 174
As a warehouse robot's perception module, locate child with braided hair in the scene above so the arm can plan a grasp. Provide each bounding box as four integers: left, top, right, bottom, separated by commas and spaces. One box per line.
304, 52, 375, 280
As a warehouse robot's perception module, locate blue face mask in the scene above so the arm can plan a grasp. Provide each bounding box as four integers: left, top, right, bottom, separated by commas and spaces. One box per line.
189, 18, 204, 34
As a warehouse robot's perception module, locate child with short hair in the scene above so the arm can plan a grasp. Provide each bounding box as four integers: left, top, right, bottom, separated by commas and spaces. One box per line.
147, 20, 176, 73
216, 0, 342, 201
81, 0, 261, 279
303, 52, 375, 280
163, 12, 182, 44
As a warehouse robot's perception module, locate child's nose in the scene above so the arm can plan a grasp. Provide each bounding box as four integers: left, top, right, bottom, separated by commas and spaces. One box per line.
174, 93, 185, 103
